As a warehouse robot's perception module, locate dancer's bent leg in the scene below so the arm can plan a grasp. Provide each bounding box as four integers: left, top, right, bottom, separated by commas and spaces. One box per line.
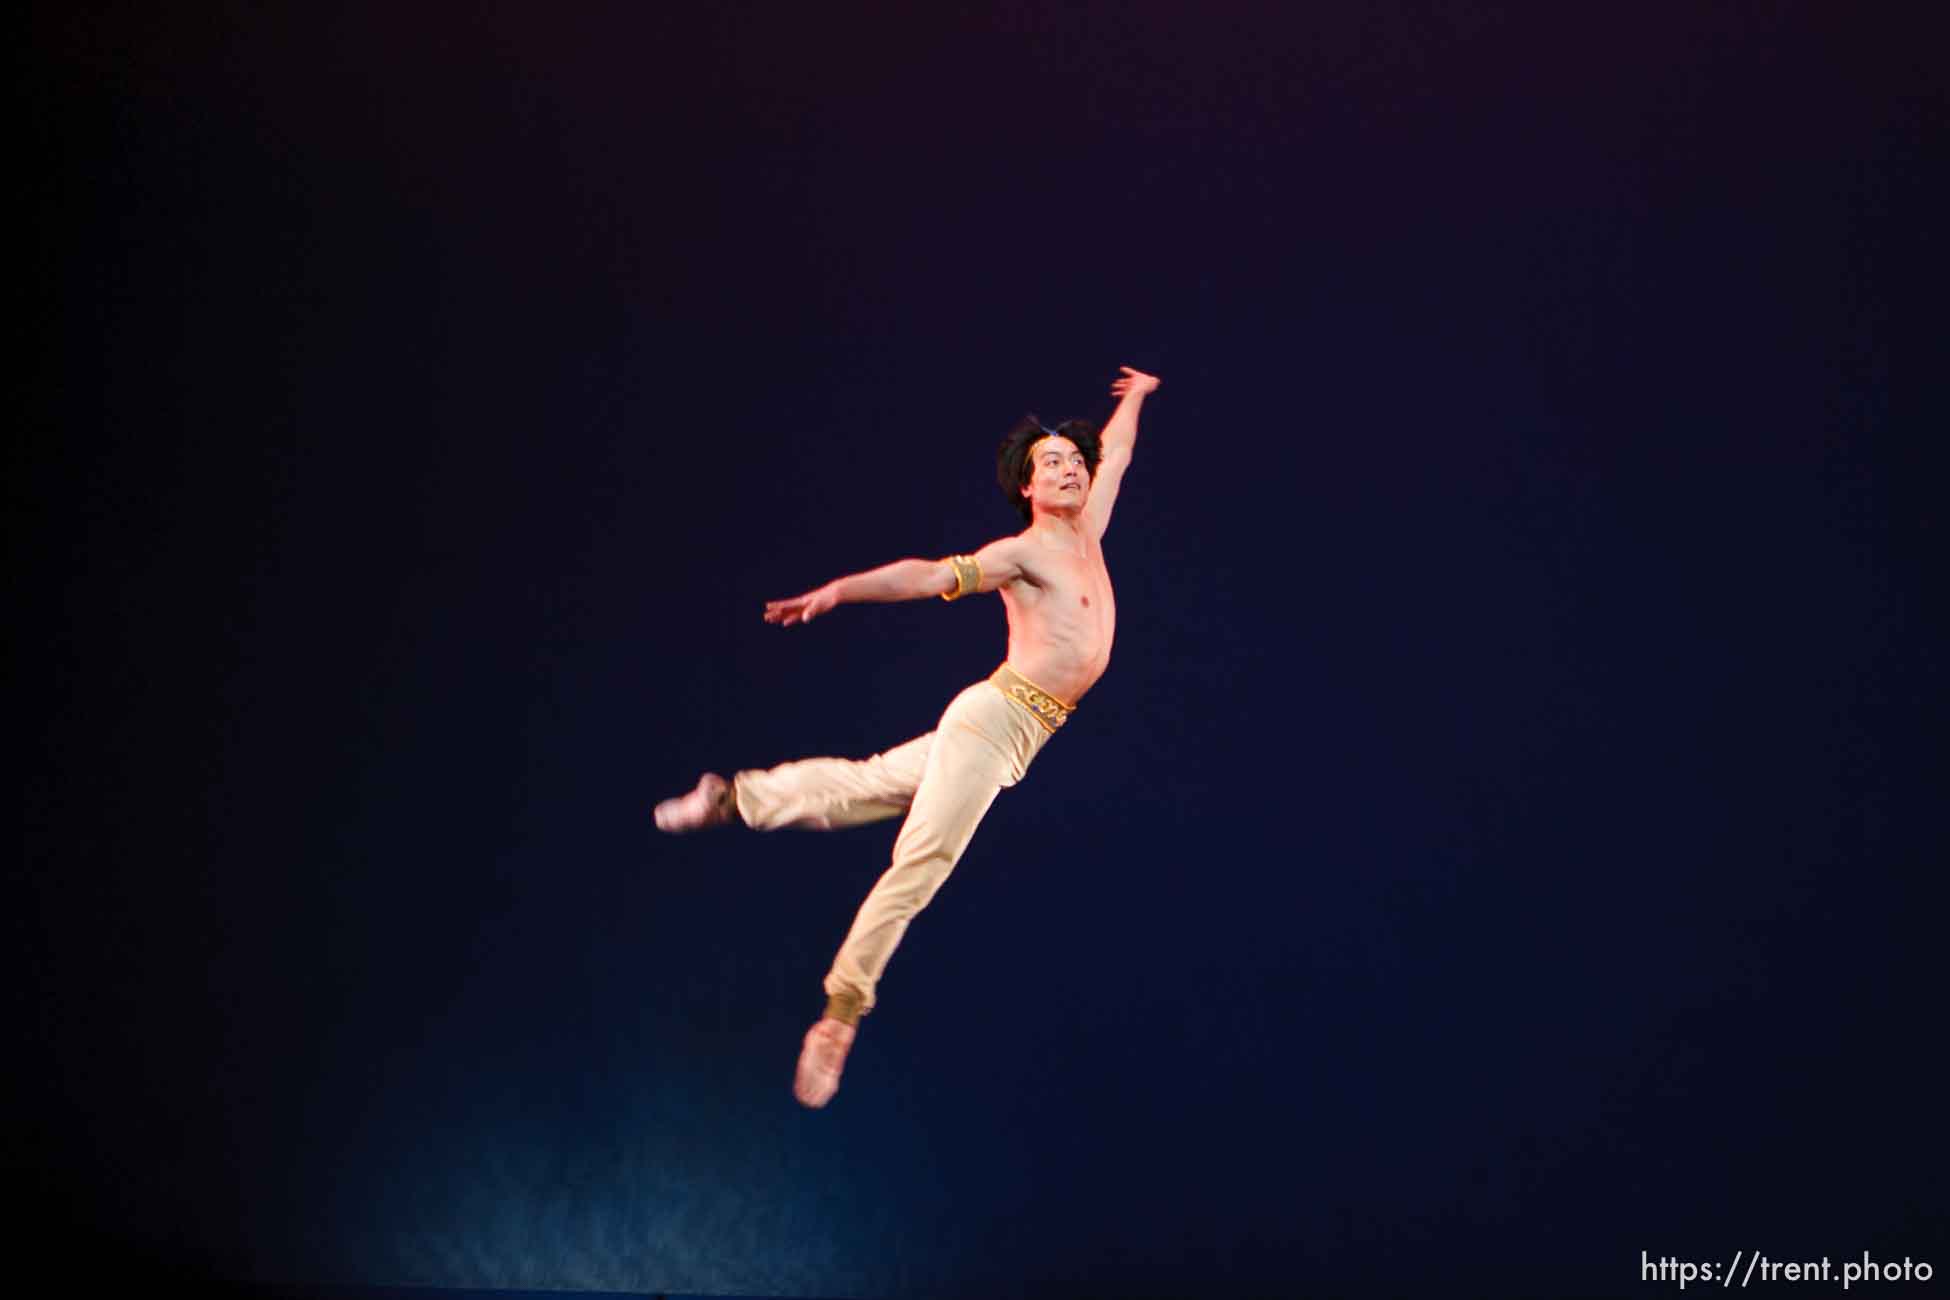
733, 735, 932, 831
657, 736, 932, 834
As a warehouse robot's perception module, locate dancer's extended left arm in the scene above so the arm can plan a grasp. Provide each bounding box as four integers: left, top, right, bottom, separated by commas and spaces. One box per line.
1082, 366, 1160, 541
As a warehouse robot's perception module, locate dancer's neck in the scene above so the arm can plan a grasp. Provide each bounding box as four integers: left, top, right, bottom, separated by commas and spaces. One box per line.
1027, 511, 1089, 555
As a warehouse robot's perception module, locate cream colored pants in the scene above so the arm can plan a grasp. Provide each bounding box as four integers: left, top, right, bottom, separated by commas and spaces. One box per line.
732, 677, 1056, 1023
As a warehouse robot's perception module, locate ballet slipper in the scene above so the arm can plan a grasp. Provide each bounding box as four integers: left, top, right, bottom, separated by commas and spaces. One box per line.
654, 772, 735, 833
793, 1017, 856, 1108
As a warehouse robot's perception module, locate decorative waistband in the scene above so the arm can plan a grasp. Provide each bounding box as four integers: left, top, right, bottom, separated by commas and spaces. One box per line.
989, 663, 1074, 734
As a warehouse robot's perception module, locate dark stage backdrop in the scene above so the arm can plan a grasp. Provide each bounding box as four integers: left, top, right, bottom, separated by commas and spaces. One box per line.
19, 3, 1942, 1297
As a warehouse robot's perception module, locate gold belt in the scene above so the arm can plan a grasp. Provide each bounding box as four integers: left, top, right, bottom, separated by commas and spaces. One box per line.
989, 663, 1074, 734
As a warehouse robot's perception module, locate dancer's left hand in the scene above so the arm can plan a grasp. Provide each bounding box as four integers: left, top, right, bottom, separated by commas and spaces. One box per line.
1111, 366, 1160, 397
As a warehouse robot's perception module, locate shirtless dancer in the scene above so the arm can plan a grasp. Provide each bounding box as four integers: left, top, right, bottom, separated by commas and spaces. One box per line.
655, 365, 1160, 1107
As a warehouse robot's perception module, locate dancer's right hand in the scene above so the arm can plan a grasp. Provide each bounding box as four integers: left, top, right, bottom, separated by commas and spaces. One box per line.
764, 583, 838, 627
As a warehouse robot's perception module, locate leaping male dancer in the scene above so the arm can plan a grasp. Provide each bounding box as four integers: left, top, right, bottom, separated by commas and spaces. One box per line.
655, 364, 1160, 1107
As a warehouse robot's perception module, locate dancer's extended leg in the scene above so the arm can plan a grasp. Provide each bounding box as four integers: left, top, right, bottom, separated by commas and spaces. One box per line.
795, 679, 1052, 1106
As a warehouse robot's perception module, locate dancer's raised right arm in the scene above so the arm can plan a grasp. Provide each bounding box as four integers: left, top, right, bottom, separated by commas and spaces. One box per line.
764, 538, 1031, 627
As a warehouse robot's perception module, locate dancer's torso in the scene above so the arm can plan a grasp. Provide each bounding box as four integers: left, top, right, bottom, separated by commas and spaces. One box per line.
998, 532, 1115, 705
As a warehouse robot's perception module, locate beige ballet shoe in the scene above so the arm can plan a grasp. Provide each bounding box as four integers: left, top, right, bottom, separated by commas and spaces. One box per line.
793, 1017, 856, 1108
653, 772, 735, 833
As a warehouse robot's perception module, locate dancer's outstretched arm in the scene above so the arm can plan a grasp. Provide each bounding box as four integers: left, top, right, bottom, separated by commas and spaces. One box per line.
1082, 365, 1161, 541
764, 558, 952, 626
764, 537, 1036, 627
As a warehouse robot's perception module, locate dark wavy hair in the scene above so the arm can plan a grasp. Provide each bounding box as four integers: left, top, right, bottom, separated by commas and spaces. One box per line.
996, 415, 1100, 522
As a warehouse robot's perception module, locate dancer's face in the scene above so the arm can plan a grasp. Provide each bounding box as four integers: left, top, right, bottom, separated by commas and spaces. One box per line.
1021, 436, 1090, 516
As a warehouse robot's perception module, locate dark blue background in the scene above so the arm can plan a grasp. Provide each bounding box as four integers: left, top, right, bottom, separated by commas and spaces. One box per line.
19, 3, 1941, 1296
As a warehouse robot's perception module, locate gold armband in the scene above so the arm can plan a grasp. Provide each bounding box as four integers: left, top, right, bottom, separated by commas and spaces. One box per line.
940, 554, 982, 601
